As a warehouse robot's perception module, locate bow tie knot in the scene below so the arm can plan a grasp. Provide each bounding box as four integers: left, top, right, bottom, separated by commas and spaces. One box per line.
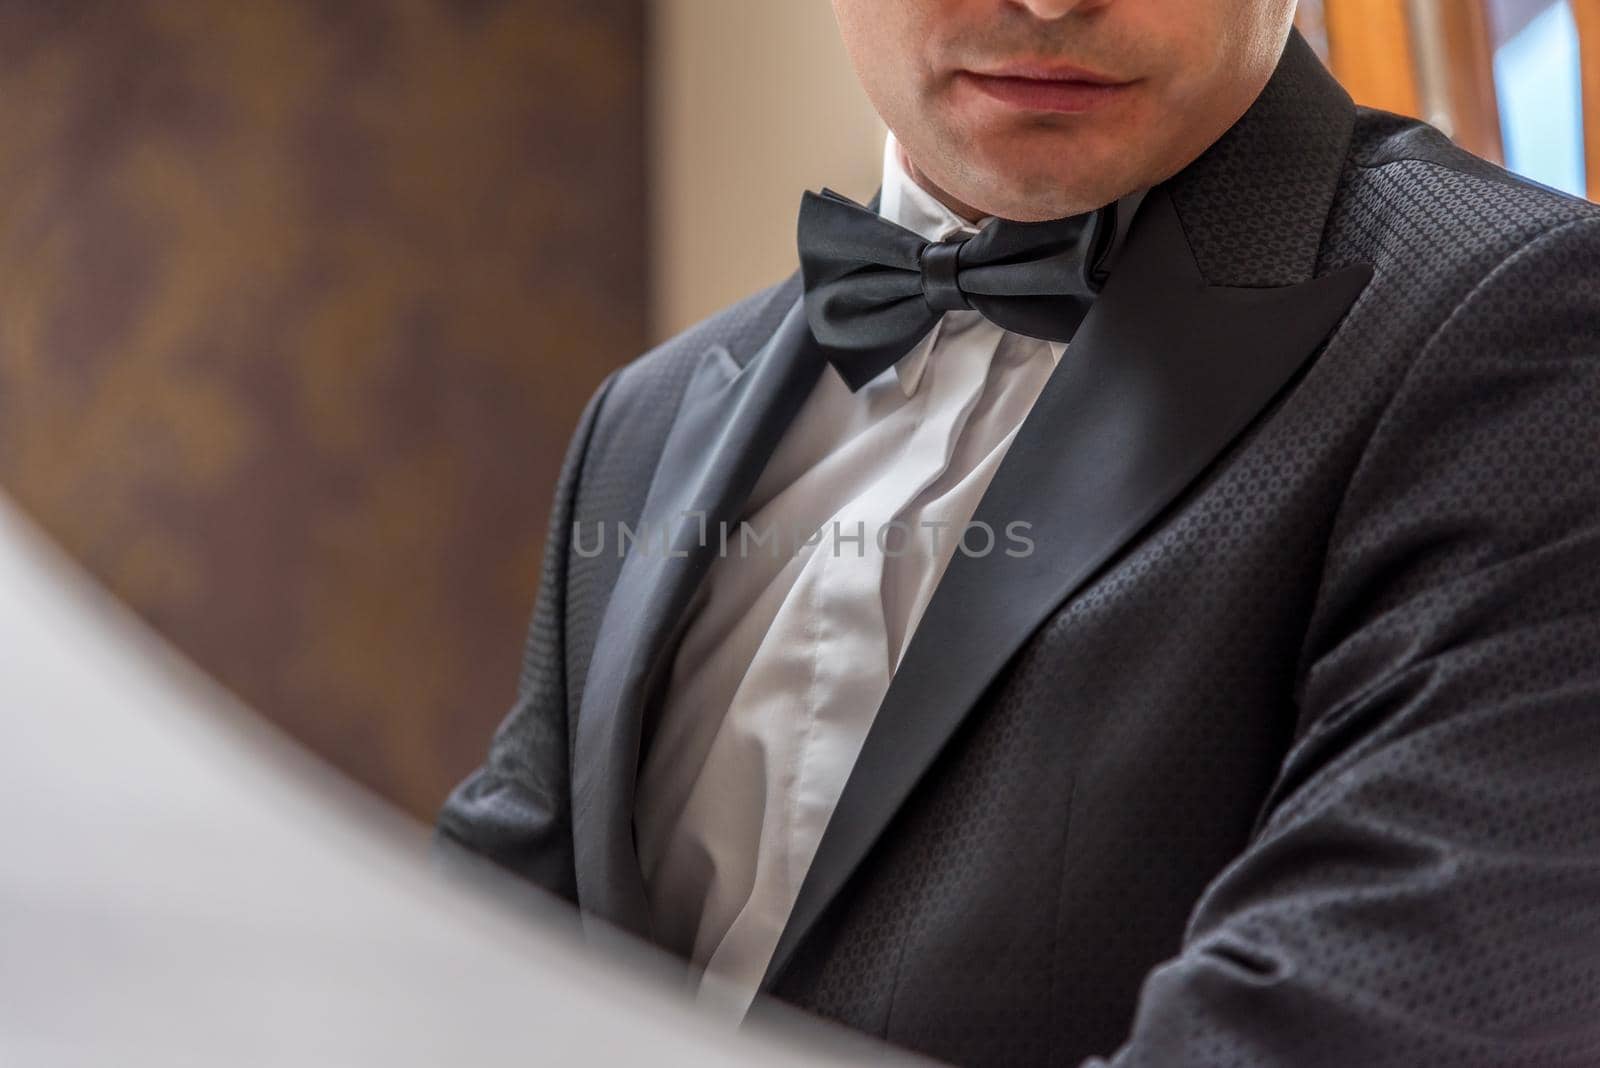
918, 236, 972, 314
797, 187, 1121, 392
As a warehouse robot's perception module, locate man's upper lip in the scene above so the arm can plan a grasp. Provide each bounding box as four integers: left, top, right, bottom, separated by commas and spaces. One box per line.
963, 61, 1131, 85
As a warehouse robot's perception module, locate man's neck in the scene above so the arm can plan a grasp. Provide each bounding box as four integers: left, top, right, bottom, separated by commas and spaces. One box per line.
895, 140, 986, 225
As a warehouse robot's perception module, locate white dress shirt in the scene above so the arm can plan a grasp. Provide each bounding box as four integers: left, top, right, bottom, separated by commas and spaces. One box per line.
633, 132, 1123, 1021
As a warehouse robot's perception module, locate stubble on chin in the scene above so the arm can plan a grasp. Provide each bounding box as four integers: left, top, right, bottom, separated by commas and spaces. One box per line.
916, 119, 1141, 222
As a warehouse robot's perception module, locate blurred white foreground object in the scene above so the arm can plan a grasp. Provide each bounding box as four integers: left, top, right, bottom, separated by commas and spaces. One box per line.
0, 493, 925, 1067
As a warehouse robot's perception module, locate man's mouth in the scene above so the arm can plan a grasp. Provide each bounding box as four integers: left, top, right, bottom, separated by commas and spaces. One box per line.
956, 60, 1136, 113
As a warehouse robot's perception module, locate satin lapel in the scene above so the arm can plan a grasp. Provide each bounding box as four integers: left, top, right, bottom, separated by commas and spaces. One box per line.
760, 184, 1372, 989
571, 297, 826, 940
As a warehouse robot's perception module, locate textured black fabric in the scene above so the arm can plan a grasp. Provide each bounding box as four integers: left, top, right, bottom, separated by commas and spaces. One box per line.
798, 187, 1111, 390
434, 277, 798, 901
438, 31, 1600, 1068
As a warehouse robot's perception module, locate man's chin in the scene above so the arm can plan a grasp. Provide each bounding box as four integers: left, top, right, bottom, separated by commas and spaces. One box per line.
961, 167, 1138, 221
947, 136, 1145, 220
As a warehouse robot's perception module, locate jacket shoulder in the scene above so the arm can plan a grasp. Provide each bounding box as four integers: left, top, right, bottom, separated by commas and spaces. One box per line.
1321, 107, 1600, 370
1333, 107, 1600, 260
572, 273, 802, 494
603, 272, 801, 413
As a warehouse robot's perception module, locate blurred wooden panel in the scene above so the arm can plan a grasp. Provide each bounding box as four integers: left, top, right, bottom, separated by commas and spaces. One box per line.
0, 0, 646, 817
1326, 0, 1423, 115
1575, 0, 1600, 198
1414, 0, 1505, 161
1442, 2, 1506, 163
1295, 0, 1332, 63
1325, 0, 1505, 165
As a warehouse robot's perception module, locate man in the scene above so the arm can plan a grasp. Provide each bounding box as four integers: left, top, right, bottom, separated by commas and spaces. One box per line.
436, 1, 1600, 1065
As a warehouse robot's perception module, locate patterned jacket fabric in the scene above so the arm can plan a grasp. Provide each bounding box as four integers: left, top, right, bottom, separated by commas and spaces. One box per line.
437, 31, 1600, 1068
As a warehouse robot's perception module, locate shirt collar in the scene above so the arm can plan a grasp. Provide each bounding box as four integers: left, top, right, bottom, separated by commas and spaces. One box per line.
876, 129, 1141, 397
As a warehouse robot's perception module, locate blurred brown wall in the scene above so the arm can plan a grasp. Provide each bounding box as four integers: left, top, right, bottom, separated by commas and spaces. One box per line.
0, 1, 646, 818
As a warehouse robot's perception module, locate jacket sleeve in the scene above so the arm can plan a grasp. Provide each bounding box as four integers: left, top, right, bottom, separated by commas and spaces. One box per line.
1089, 218, 1600, 1067
431, 368, 619, 907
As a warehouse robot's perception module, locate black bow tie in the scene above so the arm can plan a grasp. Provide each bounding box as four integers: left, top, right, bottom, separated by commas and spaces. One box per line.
797, 188, 1122, 392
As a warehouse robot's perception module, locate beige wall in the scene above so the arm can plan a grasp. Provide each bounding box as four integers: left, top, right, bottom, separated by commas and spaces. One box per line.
650, 1, 886, 340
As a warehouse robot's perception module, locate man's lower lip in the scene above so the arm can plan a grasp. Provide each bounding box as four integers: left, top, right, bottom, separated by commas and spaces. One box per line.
959, 72, 1131, 113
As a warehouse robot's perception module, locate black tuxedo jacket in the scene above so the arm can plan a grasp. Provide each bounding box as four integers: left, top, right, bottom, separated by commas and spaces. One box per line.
437, 32, 1600, 1067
